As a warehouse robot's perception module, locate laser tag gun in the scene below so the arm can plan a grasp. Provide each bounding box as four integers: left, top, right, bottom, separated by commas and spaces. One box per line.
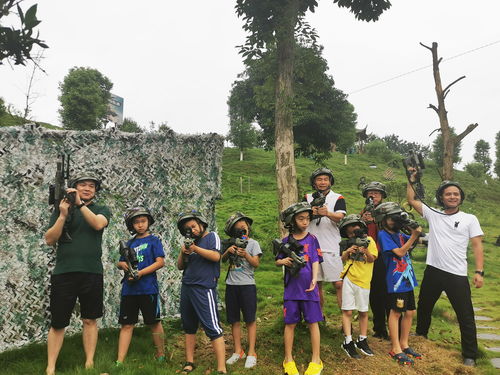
402, 150, 426, 199
272, 237, 307, 277
119, 240, 139, 282
310, 190, 326, 223
389, 211, 421, 236
364, 196, 375, 218
48, 153, 74, 243
182, 228, 195, 265
340, 229, 371, 262
222, 228, 249, 267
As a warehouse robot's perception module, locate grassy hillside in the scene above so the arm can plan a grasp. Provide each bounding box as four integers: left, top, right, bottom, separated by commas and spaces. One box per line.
0, 147, 498, 374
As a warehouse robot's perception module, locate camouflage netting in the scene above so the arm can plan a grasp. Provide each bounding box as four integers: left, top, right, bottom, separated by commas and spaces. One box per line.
0, 124, 223, 352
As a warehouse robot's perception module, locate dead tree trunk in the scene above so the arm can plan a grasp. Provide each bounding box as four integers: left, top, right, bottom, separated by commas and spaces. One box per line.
421, 42, 478, 180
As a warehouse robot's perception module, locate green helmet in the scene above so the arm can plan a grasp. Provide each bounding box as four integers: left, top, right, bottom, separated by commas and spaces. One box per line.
70, 173, 102, 191
224, 212, 253, 236
373, 202, 403, 224
177, 210, 208, 235
435, 180, 465, 207
310, 167, 334, 188
280, 202, 312, 229
339, 214, 367, 238
124, 207, 155, 233
362, 181, 387, 198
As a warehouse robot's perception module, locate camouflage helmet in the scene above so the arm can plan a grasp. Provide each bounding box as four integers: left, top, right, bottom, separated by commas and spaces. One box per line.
124, 207, 155, 233
339, 214, 368, 238
435, 180, 465, 207
280, 202, 313, 229
177, 210, 209, 235
373, 202, 403, 224
310, 167, 334, 188
362, 181, 387, 198
224, 212, 253, 236
70, 173, 102, 191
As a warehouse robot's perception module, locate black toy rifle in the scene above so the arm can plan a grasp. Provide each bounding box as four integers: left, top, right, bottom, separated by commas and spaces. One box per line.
182, 228, 195, 265
272, 237, 307, 277
402, 150, 426, 199
339, 229, 371, 262
222, 228, 249, 267
310, 190, 326, 224
119, 240, 139, 282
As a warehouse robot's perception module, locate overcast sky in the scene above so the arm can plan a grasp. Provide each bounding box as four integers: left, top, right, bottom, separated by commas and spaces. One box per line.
1, 0, 499, 167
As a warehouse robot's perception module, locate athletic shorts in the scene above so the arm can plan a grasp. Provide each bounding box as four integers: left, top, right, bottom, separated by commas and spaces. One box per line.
118, 294, 161, 325
50, 272, 103, 329
341, 276, 370, 312
283, 300, 323, 324
180, 284, 223, 340
388, 290, 416, 312
225, 284, 257, 324
317, 252, 343, 282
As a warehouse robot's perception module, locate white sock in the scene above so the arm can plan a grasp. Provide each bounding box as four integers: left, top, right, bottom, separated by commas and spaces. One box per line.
344, 335, 352, 344
359, 335, 367, 341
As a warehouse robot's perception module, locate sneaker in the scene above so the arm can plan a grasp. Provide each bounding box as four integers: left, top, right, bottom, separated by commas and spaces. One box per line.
341, 341, 361, 359
244, 355, 257, 368
226, 350, 246, 365
304, 360, 323, 375
355, 338, 374, 356
283, 360, 299, 375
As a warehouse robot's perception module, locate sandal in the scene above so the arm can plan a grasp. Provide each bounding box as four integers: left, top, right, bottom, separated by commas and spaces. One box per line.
403, 347, 422, 359
389, 351, 414, 365
181, 361, 196, 373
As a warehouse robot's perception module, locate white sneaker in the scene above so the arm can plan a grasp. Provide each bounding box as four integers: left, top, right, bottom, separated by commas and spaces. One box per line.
226, 351, 246, 365
244, 355, 257, 368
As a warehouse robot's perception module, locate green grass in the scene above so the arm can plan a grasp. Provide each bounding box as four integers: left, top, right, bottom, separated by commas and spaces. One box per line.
1, 147, 499, 374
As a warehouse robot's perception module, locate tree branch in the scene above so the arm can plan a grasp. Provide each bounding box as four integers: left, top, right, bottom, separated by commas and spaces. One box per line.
428, 128, 441, 137
443, 76, 466, 94
420, 42, 432, 51
455, 123, 478, 143
428, 104, 439, 114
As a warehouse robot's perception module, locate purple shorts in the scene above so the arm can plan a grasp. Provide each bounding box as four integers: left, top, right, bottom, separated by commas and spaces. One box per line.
283, 300, 323, 324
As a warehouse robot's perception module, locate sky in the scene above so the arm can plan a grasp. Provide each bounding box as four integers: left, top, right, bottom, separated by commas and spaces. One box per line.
1, 0, 499, 168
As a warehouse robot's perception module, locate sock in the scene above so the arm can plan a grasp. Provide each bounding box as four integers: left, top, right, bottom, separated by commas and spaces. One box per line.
359, 335, 367, 341
344, 335, 352, 344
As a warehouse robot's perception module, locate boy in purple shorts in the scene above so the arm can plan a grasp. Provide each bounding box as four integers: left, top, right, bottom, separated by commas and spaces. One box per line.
275, 202, 324, 375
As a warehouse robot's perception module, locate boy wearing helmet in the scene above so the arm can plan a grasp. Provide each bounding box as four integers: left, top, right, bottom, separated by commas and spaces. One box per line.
338, 215, 378, 359
222, 212, 262, 369
374, 202, 422, 365
116, 207, 166, 366
176, 211, 226, 374
407, 173, 484, 367
305, 167, 346, 310
44, 173, 110, 375
276, 202, 323, 375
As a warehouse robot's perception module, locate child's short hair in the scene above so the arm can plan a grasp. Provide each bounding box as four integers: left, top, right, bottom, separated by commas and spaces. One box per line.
280, 202, 312, 231
224, 212, 253, 237
124, 207, 155, 233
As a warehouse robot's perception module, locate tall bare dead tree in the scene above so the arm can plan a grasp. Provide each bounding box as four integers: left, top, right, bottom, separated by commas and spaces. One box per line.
421, 42, 478, 180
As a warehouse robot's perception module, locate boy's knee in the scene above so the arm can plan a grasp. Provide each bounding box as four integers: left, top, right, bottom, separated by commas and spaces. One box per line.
121, 324, 134, 331
342, 310, 353, 317
82, 318, 97, 327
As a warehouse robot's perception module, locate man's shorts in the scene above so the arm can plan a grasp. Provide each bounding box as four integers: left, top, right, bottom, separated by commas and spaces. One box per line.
283, 300, 323, 324
225, 284, 257, 324
388, 290, 416, 312
341, 276, 370, 312
317, 252, 343, 282
50, 272, 103, 329
118, 294, 161, 325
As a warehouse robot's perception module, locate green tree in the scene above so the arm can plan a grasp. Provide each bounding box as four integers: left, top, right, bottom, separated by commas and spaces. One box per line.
58, 67, 113, 130
473, 139, 491, 175
378, 134, 431, 158
235, 0, 390, 220
0, 1, 47, 65
120, 117, 143, 133
227, 118, 259, 161
495, 131, 500, 178
0, 97, 6, 116
431, 128, 462, 169
464, 162, 485, 178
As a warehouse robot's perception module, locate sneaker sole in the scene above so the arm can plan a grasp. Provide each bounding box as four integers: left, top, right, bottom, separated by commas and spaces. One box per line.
355, 344, 374, 356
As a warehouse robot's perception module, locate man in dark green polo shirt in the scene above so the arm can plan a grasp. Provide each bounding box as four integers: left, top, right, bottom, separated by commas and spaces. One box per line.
44, 174, 111, 375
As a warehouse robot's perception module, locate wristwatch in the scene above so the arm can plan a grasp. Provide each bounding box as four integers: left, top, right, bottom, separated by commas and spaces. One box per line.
475, 270, 484, 277
77, 202, 86, 209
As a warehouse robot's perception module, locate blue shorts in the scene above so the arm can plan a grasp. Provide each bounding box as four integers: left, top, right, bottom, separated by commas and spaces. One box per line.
118, 294, 161, 325
283, 300, 323, 324
225, 284, 257, 324
180, 284, 223, 340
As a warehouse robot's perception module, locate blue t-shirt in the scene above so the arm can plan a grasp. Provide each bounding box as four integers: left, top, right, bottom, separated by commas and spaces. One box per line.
182, 232, 221, 289
277, 233, 323, 301
120, 234, 165, 296
378, 230, 418, 294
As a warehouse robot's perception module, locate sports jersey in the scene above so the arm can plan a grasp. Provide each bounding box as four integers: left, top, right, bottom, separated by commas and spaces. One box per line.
339, 235, 378, 289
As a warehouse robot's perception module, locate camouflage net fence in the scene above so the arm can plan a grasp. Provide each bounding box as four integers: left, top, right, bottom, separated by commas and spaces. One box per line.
0, 125, 223, 352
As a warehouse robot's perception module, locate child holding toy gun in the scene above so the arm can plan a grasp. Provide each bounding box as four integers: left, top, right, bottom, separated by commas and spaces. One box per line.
115, 207, 166, 366
221, 212, 262, 369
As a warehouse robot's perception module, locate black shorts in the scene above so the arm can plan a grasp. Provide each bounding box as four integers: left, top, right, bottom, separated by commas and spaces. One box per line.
118, 294, 161, 325
50, 272, 103, 329
388, 290, 416, 312
225, 284, 257, 324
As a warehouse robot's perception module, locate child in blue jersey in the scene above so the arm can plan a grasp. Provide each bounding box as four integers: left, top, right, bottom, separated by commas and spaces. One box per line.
176, 210, 226, 374
116, 207, 165, 366
374, 202, 422, 366
275, 202, 323, 375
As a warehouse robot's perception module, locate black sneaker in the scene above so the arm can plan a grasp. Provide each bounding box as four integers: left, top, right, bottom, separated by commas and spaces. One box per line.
342, 341, 361, 359
355, 338, 374, 356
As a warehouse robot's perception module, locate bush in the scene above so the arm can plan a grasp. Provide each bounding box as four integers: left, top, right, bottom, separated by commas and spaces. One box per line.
465, 162, 485, 178
365, 139, 397, 162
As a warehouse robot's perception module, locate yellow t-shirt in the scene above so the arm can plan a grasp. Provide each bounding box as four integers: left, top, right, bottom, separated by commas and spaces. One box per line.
339, 236, 378, 289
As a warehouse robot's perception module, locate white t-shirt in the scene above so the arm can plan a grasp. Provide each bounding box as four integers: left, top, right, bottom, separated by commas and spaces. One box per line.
422, 205, 483, 276
306, 190, 346, 253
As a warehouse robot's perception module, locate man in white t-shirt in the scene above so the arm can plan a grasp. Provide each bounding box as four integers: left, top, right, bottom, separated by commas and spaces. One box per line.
305, 168, 346, 310
407, 174, 484, 367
